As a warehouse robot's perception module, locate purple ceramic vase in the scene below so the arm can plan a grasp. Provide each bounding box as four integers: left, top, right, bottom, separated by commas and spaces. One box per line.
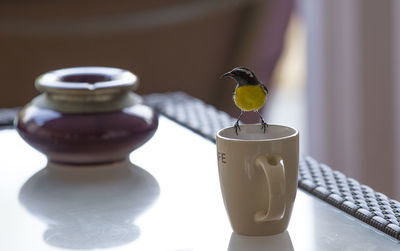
16, 67, 158, 165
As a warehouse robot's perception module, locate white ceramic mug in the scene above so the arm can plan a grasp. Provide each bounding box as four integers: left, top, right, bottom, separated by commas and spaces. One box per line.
216, 124, 299, 236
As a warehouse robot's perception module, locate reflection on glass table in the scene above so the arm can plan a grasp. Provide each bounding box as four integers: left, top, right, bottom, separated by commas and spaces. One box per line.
19, 160, 159, 249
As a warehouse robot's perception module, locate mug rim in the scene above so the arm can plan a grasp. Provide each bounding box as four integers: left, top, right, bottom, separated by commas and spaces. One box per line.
216, 124, 299, 142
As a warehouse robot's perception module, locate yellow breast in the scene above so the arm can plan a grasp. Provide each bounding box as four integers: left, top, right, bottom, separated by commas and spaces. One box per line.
234, 85, 267, 111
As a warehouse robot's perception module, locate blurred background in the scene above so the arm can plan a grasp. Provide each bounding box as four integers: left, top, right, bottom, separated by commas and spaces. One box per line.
1, 0, 400, 200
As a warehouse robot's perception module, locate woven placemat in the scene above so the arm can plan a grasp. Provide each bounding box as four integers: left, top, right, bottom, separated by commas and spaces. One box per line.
0, 108, 19, 128
145, 92, 400, 240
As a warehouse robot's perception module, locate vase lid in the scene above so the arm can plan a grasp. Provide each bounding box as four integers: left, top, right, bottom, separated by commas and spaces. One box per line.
35, 66, 138, 94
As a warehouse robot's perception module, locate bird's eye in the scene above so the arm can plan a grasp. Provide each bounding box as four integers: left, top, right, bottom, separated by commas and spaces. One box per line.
235, 68, 253, 78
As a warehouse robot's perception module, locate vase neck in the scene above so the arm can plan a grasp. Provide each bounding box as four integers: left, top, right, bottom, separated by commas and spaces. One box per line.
32, 92, 142, 113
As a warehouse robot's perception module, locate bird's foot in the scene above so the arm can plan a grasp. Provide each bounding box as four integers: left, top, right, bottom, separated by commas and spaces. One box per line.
234, 121, 241, 135
260, 120, 268, 133
255, 111, 268, 134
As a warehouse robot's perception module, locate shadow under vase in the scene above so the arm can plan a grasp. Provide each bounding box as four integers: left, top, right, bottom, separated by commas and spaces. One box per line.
19, 160, 160, 249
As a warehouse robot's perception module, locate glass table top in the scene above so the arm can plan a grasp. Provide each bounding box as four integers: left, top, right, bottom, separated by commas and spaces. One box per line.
0, 116, 398, 250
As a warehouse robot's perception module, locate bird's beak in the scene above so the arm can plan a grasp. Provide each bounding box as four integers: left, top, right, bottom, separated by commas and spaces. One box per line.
220, 71, 233, 79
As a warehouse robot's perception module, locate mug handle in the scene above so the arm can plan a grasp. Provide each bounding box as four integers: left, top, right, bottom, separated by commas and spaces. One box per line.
254, 155, 286, 222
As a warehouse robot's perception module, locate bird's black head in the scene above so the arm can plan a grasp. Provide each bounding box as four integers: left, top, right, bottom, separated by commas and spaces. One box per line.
221, 66, 259, 86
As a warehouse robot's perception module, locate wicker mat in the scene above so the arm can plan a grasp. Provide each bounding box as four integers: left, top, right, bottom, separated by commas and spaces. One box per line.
2, 93, 400, 239
144, 92, 400, 240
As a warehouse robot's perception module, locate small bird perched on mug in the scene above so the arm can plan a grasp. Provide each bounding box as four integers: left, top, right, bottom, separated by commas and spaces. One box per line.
221, 66, 269, 135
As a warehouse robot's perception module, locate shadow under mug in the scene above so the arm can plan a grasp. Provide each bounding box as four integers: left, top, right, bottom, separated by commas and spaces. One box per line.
216, 124, 299, 236
228, 231, 294, 251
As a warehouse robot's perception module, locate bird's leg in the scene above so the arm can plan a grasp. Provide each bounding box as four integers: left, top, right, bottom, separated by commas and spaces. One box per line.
234, 111, 244, 135
256, 110, 268, 133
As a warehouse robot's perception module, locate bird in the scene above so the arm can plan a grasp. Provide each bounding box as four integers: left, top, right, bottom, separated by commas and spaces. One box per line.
221, 66, 269, 135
